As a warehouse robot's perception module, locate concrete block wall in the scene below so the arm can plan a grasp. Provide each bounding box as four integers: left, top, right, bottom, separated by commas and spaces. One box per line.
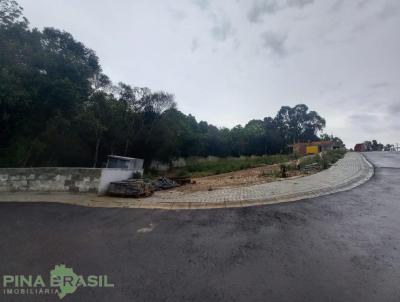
0, 167, 143, 194
0, 168, 102, 193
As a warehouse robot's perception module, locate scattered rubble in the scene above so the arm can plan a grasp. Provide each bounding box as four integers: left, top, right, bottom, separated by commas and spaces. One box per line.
107, 176, 193, 197
152, 177, 179, 191
107, 179, 154, 197
170, 177, 191, 186
300, 163, 320, 174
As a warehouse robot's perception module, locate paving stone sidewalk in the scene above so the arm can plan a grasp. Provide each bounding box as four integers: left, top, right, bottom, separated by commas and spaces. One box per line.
0, 152, 373, 209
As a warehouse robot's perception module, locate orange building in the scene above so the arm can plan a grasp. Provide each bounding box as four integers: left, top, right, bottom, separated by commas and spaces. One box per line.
290, 141, 336, 156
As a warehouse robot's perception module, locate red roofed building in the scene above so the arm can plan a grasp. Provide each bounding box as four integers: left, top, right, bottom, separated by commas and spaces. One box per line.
354, 143, 366, 152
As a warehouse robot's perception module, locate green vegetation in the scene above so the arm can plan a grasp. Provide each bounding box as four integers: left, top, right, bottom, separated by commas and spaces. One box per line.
298, 155, 321, 170
298, 149, 346, 171
170, 154, 296, 178
0, 1, 343, 168
319, 149, 347, 168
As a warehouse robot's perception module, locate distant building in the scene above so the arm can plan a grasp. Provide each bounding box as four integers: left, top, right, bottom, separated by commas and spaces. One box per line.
290, 141, 337, 156
354, 143, 366, 152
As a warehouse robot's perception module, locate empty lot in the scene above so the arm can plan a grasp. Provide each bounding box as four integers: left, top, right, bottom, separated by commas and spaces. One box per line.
0, 152, 399, 302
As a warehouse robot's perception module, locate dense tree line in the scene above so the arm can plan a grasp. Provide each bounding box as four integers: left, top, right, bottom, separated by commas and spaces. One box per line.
0, 1, 332, 167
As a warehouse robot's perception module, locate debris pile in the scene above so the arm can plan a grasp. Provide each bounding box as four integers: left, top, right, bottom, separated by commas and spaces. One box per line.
170, 177, 191, 185
300, 162, 320, 174
152, 177, 179, 191
107, 179, 154, 197
107, 176, 192, 197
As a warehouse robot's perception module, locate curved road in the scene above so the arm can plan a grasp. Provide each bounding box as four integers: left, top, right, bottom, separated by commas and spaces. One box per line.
0, 152, 399, 301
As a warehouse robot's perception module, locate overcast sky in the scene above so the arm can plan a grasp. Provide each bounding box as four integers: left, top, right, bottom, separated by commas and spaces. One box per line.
19, 0, 400, 148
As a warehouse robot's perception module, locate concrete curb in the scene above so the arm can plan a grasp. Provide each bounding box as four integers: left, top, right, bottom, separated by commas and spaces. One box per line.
0, 153, 375, 210
137, 154, 375, 210
0, 154, 374, 210
120, 153, 375, 210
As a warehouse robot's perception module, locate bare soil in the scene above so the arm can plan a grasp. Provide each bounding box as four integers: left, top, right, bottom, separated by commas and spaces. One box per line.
176, 161, 311, 193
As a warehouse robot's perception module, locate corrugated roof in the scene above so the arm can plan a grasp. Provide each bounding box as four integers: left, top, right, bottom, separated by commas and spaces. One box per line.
107, 155, 142, 161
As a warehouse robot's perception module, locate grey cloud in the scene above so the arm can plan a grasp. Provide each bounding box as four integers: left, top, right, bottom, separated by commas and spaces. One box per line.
388, 102, 400, 114
248, 0, 314, 23
351, 1, 399, 34
357, 0, 371, 9
169, 8, 186, 21
19, 0, 399, 148
330, 0, 371, 12
348, 98, 400, 137
191, 0, 235, 43
191, 38, 199, 52
330, 0, 344, 12
332, 1, 394, 18
287, 0, 314, 9
332, 0, 371, 13
349, 113, 380, 123
369, 82, 391, 89
378, 0, 400, 20
386, 103, 400, 129
248, 0, 279, 23
348, 113, 382, 133
232, 38, 240, 51
211, 17, 233, 42
261, 31, 288, 56
193, 0, 209, 10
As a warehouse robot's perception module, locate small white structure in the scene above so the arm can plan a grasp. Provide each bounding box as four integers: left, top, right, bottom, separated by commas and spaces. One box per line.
96, 155, 145, 195
0, 155, 145, 195
98, 168, 136, 195
106, 155, 144, 170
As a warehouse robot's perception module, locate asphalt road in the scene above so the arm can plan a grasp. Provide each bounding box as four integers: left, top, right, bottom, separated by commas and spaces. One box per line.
1, 152, 400, 302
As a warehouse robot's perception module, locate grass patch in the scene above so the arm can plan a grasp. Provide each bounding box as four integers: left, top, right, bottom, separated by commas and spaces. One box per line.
145, 150, 346, 179
319, 149, 346, 169
171, 154, 295, 178
299, 149, 346, 171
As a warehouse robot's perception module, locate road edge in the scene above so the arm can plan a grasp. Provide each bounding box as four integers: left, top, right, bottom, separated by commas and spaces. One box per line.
163, 152, 375, 210
0, 153, 375, 210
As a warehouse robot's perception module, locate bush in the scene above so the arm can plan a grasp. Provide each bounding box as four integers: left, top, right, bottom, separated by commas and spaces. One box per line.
298, 154, 320, 169
146, 150, 346, 178
174, 169, 191, 178
169, 154, 295, 178
320, 150, 346, 167
298, 149, 346, 171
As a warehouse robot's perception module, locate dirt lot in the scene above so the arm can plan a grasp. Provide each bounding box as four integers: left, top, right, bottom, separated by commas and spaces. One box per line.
176, 161, 308, 193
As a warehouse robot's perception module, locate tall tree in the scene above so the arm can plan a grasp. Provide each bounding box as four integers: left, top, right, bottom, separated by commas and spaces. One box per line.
274, 104, 326, 144
0, 0, 27, 27
0, 1, 342, 168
